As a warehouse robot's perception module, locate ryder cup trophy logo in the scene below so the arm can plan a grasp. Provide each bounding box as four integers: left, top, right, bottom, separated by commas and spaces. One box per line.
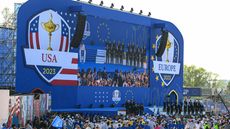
41, 14, 59, 51
112, 90, 121, 104
153, 32, 180, 86
24, 10, 79, 86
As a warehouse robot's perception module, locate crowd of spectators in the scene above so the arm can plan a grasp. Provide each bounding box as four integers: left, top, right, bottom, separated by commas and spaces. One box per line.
79, 68, 149, 87
2, 112, 230, 129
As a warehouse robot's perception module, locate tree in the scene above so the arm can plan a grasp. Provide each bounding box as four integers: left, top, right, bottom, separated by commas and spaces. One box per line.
184, 65, 210, 87
183, 65, 225, 88
227, 81, 230, 93
1, 7, 15, 28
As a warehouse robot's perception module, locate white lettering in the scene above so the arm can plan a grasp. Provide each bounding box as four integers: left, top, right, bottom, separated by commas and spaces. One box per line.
153, 61, 180, 74
24, 48, 78, 69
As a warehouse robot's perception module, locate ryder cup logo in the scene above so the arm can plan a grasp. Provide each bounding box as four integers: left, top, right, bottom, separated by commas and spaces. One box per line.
24, 10, 79, 86
82, 21, 90, 40
112, 90, 121, 104
153, 32, 180, 86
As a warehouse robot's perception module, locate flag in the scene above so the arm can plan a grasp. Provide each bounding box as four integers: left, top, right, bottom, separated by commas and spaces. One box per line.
96, 49, 106, 64
50, 56, 79, 86
59, 21, 69, 52
51, 116, 63, 128
29, 16, 40, 49
7, 97, 20, 128
15, 96, 20, 116
157, 108, 160, 115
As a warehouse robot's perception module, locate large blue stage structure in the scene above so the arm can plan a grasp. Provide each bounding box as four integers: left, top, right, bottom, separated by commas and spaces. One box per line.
16, 0, 184, 112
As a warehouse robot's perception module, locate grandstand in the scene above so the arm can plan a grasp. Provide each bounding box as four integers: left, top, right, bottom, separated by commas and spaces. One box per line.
0, 27, 16, 88
0, 3, 21, 89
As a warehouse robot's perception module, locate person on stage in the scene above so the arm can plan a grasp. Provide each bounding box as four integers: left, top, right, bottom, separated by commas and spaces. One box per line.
79, 42, 86, 63
179, 102, 182, 115
188, 100, 192, 115
184, 99, 188, 115
175, 102, 178, 114
106, 41, 110, 63
170, 102, 174, 115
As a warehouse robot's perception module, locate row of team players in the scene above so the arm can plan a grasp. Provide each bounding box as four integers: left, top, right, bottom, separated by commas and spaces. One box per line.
105, 42, 147, 67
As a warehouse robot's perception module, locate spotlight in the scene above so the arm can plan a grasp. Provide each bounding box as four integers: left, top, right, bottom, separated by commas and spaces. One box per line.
99, 1, 103, 6
88, 0, 92, 4
139, 10, 143, 15
130, 8, 133, 13
77, 0, 80, 1
110, 3, 114, 8
120, 5, 124, 11
148, 12, 151, 16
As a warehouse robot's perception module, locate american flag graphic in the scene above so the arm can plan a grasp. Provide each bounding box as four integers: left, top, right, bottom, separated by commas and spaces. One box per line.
29, 16, 40, 49
7, 96, 21, 127
27, 10, 79, 86
59, 21, 69, 52
15, 96, 20, 116
50, 57, 79, 86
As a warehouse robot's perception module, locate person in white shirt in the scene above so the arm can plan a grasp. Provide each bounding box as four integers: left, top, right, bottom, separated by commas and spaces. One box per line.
195, 121, 202, 129
79, 43, 86, 63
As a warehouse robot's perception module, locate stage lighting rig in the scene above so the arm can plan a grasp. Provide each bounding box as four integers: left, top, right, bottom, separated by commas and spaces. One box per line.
88, 0, 92, 4
148, 12, 151, 16
99, 1, 103, 6
130, 8, 133, 13
139, 10, 143, 15
120, 5, 124, 11
110, 3, 114, 8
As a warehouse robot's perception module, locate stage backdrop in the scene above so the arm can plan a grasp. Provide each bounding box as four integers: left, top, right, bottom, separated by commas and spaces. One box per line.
16, 0, 184, 109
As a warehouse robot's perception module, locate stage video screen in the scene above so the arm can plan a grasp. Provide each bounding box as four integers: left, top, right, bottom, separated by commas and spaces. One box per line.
76, 15, 150, 87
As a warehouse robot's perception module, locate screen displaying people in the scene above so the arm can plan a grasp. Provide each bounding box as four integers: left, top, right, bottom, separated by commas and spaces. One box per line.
77, 16, 149, 87
78, 67, 149, 87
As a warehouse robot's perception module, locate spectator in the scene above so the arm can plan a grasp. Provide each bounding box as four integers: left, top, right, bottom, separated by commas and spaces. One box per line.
25, 120, 33, 129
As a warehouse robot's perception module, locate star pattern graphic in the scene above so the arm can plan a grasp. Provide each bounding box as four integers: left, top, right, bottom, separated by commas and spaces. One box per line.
156, 35, 159, 39
94, 91, 109, 103
155, 75, 159, 81
152, 44, 156, 49
161, 81, 165, 87
173, 44, 179, 61
57, 11, 83, 42
151, 55, 155, 61
125, 90, 134, 101
97, 22, 111, 43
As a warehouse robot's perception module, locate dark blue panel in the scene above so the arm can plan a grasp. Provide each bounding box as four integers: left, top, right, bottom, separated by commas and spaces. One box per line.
183, 88, 202, 96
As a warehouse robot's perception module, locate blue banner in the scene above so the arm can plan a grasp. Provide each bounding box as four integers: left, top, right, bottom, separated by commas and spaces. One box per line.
183, 88, 201, 96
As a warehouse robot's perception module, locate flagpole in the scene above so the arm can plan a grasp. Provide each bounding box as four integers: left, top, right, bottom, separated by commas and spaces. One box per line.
48, 123, 52, 129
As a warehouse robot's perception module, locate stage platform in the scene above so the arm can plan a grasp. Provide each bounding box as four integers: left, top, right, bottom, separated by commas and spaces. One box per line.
51, 107, 162, 115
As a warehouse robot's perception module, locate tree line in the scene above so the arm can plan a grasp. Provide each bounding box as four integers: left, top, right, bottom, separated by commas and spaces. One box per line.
184, 65, 230, 93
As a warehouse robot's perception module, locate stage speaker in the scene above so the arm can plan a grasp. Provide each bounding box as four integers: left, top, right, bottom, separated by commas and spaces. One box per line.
100, 104, 104, 108
76, 104, 81, 109
70, 14, 87, 48
110, 104, 115, 108
156, 30, 168, 57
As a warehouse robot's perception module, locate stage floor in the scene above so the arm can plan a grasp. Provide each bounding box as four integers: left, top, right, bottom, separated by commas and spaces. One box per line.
52, 107, 125, 112
51, 107, 159, 115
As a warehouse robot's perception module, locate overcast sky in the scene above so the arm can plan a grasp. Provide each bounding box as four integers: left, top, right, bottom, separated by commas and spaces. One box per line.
1, 0, 230, 80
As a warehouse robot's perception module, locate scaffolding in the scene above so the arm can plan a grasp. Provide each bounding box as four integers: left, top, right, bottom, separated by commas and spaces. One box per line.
0, 6, 18, 88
